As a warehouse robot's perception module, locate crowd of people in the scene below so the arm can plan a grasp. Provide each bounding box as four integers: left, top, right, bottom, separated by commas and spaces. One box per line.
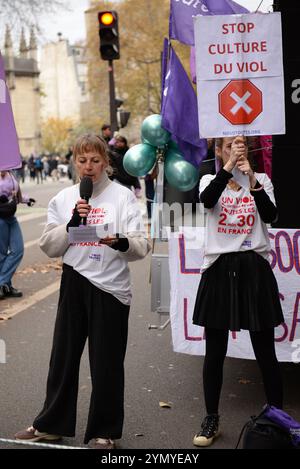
13, 125, 156, 218
1, 125, 286, 450
15, 152, 73, 184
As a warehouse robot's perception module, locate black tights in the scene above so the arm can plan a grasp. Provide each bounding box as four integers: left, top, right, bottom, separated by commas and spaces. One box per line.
203, 327, 283, 415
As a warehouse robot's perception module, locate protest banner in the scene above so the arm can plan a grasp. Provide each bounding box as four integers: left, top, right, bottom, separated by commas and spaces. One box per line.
168, 227, 300, 362
194, 12, 285, 137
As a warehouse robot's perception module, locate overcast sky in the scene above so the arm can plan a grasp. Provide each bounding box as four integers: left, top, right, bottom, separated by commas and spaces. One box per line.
38, 0, 274, 45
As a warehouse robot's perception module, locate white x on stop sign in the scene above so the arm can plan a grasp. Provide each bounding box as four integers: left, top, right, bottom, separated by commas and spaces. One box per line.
230, 91, 252, 115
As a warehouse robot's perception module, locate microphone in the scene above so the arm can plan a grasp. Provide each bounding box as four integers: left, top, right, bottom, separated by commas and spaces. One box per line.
79, 176, 93, 225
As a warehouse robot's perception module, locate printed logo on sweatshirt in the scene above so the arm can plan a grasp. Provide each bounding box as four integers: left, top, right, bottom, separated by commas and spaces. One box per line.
89, 253, 102, 262
242, 240, 252, 248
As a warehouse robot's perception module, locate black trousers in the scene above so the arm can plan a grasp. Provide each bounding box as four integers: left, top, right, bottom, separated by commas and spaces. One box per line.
203, 327, 283, 415
33, 264, 130, 444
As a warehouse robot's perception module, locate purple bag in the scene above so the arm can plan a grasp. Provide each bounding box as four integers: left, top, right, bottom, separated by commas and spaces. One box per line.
236, 405, 300, 449
264, 405, 300, 447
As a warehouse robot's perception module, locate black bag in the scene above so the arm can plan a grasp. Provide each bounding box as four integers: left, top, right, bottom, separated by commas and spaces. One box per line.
236, 414, 295, 450
0, 195, 17, 219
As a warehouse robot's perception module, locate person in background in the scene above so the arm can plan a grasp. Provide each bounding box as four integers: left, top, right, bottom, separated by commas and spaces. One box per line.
15, 156, 26, 184
65, 147, 73, 180
65, 147, 73, 163
192, 136, 284, 447
49, 155, 59, 182
28, 155, 36, 181
144, 164, 158, 221
0, 170, 35, 299
101, 124, 112, 145
42, 156, 49, 181
15, 133, 151, 449
110, 136, 142, 198
34, 156, 44, 184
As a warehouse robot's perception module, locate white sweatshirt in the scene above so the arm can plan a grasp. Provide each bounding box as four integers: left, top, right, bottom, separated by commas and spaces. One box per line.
200, 172, 275, 272
39, 175, 151, 304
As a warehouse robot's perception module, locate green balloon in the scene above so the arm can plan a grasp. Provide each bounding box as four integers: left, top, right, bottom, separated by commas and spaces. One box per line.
141, 136, 156, 147
165, 149, 199, 192
141, 114, 171, 147
123, 144, 157, 177
167, 139, 180, 152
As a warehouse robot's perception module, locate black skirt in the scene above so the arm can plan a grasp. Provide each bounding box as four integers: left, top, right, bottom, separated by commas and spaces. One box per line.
192, 251, 284, 332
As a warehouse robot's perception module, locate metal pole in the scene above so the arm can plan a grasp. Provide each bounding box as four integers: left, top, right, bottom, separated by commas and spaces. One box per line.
108, 60, 118, 133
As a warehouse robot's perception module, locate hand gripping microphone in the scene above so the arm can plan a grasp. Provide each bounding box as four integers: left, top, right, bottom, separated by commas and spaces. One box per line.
79, 176, 93, 225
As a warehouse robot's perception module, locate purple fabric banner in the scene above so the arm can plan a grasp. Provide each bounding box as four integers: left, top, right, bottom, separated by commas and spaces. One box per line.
190, 46, 197, 84
169, 0, 249, 46
264, 405, 300, 447
161, 38, 170, 105
0, 53, 21, 171
187, 0, 249, 83
161, 44, 207, 168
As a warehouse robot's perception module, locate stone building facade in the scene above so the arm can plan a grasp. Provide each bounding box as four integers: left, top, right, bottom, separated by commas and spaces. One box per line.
39, 37, 89, 124
3, 27, 41, 157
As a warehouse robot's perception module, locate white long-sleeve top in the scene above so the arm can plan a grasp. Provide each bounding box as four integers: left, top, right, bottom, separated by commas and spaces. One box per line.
200, 172, 275, 272
39, 174, 151, 305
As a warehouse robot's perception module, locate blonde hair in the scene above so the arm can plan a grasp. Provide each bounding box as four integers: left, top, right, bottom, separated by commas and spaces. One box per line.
73, 133, 113, 176
215, 136, 254, 170
215, 136, 249, 150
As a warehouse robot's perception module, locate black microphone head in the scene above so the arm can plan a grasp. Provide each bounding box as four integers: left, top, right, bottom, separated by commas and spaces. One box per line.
80, 176, 93, 201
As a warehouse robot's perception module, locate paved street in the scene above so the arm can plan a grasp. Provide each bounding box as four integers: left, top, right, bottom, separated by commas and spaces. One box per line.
0, 177, 299, 450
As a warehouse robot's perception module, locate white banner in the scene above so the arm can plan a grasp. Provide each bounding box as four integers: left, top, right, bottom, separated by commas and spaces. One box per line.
168, 228, 300, 362
194, 12, 285, 138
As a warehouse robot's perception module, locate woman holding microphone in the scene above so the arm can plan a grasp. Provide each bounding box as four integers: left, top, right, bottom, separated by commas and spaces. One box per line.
15, 134, 151, 449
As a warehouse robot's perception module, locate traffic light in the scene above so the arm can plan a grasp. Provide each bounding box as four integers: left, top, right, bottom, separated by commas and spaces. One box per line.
118, 111, 131, 128
115, 98, 131, 129
115, 98, 123, 109
98, 11, 120, 61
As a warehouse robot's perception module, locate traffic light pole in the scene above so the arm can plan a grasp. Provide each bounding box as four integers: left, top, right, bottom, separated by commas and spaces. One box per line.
108, 60, 118, 134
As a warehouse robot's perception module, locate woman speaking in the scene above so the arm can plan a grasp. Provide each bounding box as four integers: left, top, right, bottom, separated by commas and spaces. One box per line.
15, 134, 151, 449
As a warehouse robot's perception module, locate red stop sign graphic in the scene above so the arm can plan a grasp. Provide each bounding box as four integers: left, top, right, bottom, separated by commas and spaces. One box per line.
219, 79, 263, 125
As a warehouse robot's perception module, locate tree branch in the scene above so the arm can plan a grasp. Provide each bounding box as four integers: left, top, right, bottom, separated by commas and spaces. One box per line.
0, 0, 68, 30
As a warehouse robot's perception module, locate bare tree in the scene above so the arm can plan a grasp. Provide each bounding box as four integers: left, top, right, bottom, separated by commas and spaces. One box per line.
0, 0, 67, 30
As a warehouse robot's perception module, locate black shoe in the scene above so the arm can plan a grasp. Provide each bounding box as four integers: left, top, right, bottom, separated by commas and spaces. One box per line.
193, 414, 220, 447
0, 286, 6, 300
4, 285, 23, 298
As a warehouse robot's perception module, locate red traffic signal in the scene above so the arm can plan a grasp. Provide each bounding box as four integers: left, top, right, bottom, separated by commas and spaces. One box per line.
98, 10, 120, 61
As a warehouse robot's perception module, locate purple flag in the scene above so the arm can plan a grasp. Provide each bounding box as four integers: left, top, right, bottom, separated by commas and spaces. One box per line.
188, 1, 249, 83
170, 0, 249, 46
161, 45, 207, 168
190, 46, 197, 84
0, 53, 21, 171
204, 0, 249, 15
161, 38, 169, 105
